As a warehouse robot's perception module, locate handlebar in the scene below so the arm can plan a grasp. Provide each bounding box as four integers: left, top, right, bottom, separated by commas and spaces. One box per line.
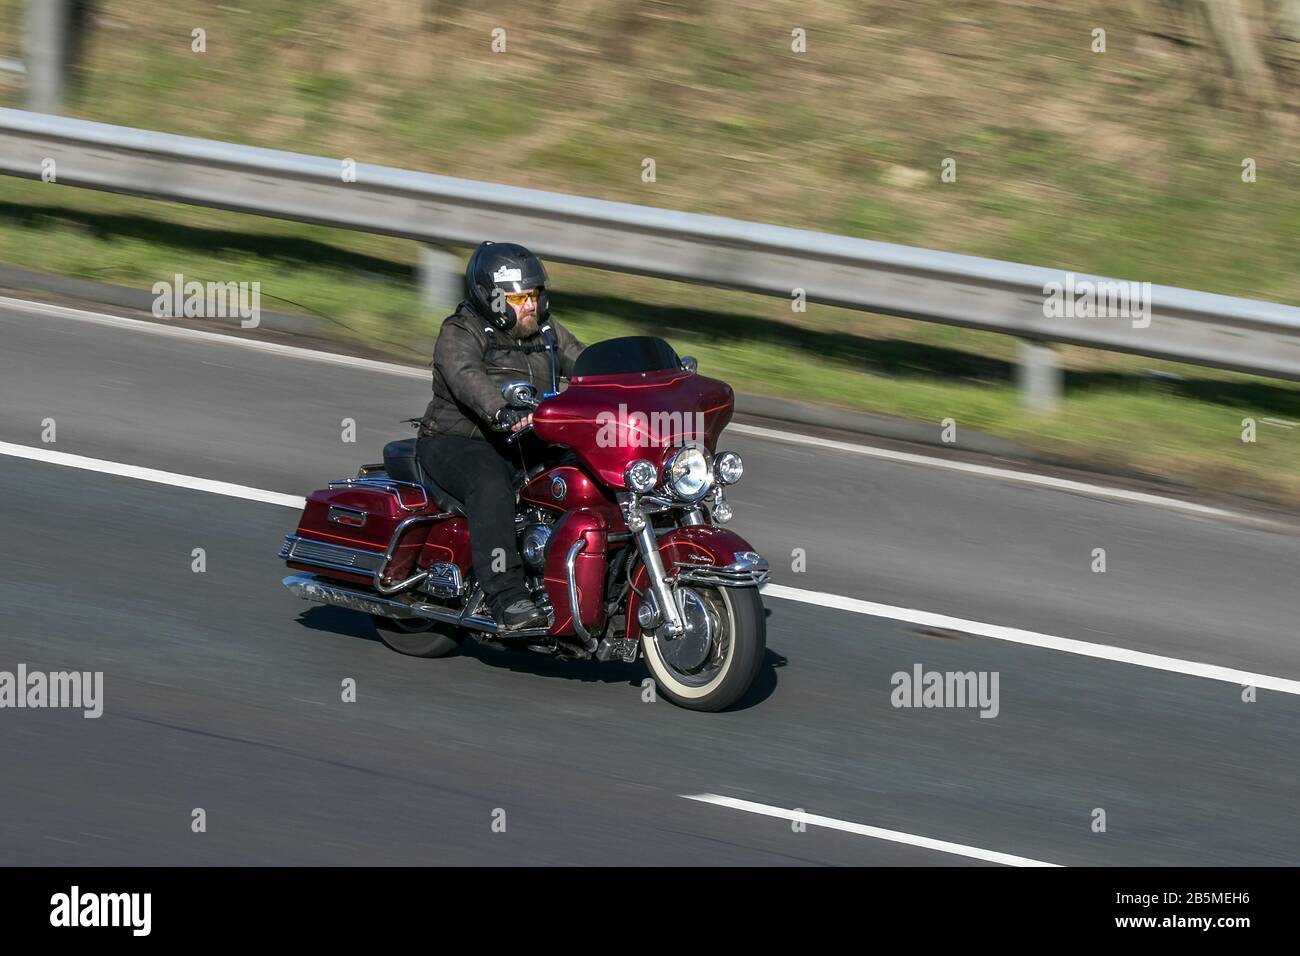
505, 422, 534, 444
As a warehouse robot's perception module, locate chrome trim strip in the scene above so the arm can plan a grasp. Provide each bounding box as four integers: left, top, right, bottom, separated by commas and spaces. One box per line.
676, 568, 769, 588
279, 534, 386, 576
328, 505, 367, 527
674, 551, 770, 588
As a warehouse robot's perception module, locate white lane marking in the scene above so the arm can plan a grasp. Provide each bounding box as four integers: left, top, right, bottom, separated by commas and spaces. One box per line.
0, 441, 306, 509
0, 296, 427, 379
682, 794, 1061, 867
728, 423, 1241, 521
2, 296, 1256, 521
2, 440, 1295, 696
761, 582, 1300, 697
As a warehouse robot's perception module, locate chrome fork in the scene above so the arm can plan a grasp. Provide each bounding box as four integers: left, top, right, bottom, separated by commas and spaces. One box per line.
620, 494, 685, 637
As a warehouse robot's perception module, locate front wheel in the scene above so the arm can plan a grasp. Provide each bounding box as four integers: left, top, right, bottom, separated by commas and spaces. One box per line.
372, 615, 464, 658
640, 584, 765, 712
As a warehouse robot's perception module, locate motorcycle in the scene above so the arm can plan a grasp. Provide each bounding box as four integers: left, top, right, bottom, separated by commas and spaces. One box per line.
279, 335, 768, 711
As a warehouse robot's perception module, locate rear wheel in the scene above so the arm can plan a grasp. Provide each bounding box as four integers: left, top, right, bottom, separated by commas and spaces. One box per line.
372, 615, 464, 658
640, 584, 765, 712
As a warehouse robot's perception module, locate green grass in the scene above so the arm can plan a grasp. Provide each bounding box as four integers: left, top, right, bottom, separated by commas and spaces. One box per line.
0, 0, 1297, 503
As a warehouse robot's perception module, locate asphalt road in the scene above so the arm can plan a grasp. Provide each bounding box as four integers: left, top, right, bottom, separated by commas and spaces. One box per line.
1, 299, 1298, 865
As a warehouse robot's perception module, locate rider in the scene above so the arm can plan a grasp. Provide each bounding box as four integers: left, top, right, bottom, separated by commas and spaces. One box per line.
417, 241, 585, 630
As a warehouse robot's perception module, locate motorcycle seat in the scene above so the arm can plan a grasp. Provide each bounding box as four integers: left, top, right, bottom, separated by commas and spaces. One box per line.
381, 438, 466, 517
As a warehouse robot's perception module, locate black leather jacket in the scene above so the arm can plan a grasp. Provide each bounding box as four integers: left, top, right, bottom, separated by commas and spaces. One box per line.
419, 300, 585, 440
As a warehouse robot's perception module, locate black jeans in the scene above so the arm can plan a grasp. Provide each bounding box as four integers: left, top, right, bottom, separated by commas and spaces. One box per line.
417, 434, 527, 611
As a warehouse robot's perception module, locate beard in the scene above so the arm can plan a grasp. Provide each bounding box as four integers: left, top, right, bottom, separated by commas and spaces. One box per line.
510, 311, 540, 338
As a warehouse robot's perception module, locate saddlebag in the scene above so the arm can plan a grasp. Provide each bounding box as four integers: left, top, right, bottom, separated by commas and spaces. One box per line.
279, 478, 445, 588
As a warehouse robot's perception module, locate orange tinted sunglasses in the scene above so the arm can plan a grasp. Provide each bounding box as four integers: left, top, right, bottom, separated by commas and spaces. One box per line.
504, 289, 540, 307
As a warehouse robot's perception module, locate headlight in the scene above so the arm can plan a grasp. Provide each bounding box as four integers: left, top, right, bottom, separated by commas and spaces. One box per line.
665, 446, 712, 501
714, 451, 743, 484
624, 459, 658, 493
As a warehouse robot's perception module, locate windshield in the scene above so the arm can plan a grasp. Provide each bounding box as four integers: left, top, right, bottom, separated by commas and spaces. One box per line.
571, 335, 680, 377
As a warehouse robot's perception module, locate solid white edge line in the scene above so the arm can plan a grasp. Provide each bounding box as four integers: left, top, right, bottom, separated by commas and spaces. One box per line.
5, 439, 1294, 697
0, 441, 305, 509
681, 793, 1062, 867
727, 423, 1240, 520
0, 295, 428, 379
760, 582, 1300, 697
3, 440, 1295, 697
2, 295, 1253, 520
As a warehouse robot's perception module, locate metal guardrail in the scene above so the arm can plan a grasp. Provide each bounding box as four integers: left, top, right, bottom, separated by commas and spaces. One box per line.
1, 108, 1299, 406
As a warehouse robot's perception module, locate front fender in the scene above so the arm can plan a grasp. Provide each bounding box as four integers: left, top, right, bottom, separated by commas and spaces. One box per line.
626, 526, 767, 640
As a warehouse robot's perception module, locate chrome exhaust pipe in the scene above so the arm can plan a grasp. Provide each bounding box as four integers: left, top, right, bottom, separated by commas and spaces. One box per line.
282, 573, 417, 619
282, 573, 552, 638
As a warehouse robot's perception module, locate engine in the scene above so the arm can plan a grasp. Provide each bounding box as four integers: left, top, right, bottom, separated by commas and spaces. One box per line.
518, 510, 554, 576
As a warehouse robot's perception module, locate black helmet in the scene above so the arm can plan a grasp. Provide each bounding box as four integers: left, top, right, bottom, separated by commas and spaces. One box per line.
465, 240, 550, 331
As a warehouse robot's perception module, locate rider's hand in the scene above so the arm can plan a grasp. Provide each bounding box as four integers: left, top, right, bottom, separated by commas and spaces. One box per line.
493, 406, 531, 433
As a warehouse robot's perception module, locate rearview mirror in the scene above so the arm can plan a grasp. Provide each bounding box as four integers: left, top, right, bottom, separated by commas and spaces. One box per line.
502, 381, 540, 408
680, 356, 698, 373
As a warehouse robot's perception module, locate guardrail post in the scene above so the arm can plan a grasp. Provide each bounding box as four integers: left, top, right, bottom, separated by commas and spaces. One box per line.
1016, 339, 1062, 413
419, 244, 461, 320
25, 0, 70, 114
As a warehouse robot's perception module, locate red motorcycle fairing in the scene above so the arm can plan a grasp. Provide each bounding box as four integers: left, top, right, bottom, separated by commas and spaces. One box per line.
624, 526, 761, 640
542, 510, 609, 637
519, 464, 620, 523
531, 368, 734, 489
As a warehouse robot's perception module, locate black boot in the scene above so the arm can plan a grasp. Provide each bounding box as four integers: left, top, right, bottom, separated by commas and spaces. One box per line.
493, 594, 548, 630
